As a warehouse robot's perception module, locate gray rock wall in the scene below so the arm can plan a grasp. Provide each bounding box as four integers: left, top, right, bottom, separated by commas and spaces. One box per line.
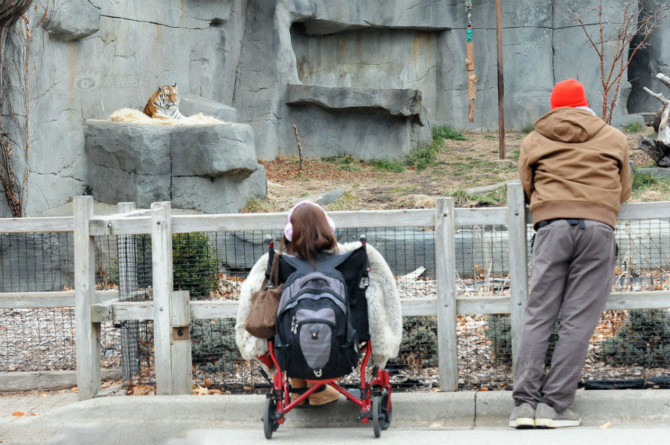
627, 0, 670, 113
1, 0, 246, 217
1, 0, 666, 216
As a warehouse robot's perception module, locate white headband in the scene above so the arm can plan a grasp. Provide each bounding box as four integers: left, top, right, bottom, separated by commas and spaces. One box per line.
284, 200, 336, 242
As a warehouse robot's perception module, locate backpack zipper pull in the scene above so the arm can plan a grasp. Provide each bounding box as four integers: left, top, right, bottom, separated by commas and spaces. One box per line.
291, 315, 297, 334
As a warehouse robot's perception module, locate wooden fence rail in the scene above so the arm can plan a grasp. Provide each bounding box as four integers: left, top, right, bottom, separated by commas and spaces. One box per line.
1, 182, 669, 399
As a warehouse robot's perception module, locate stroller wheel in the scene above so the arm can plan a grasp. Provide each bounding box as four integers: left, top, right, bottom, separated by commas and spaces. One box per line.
380, 389, 392, 430
263, 397, 279, 439
371, 396, 382, 438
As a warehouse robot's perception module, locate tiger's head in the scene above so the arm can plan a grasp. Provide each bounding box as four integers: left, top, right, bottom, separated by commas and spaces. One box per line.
155, 83, 180, 109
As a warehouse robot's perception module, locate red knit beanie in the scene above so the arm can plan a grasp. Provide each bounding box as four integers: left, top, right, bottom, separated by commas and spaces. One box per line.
550, 79, 589, 110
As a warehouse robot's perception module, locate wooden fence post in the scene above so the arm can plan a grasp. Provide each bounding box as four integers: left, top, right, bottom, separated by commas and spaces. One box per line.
74, 196, 101, 400
117, 202, 140, 382
507, 181, 529, 369
170, 290, 192, 395
151, 202, 192, 395
435, 197, 459, 391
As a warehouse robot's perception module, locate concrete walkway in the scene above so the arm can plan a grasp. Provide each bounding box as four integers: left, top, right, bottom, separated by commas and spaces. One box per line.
0, 390, 668, 444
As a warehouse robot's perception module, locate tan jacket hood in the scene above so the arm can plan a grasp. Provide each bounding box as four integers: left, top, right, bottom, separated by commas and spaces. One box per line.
534, 108, 607, 143
519, 107, 632, 228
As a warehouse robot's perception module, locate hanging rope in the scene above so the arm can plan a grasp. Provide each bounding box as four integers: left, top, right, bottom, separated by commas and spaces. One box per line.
465, 0, 477, 122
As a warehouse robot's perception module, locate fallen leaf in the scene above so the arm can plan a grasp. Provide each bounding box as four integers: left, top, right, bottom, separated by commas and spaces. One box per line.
71, 387, 78, 392
12, 411, 26, 417
204, 377, 213, 388
598, 421, 611, 429
132, 385, 155, 396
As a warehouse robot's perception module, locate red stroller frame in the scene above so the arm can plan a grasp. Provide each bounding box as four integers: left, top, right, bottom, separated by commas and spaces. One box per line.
260, 236, 393, 439
263, 340, 392, 439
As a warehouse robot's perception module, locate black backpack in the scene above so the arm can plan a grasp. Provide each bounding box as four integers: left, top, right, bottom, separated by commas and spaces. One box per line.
273, 253, 361, 380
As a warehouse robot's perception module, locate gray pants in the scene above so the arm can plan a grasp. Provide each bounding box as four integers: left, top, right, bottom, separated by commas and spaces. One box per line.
512, 219, 617, 412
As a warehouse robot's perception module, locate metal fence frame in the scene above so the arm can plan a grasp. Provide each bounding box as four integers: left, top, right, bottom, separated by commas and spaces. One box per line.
1, 182, 669, 399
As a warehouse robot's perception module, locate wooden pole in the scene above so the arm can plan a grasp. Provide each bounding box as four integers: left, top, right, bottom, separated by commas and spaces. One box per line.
496, 0, 506, 159
293, 124, 304, 171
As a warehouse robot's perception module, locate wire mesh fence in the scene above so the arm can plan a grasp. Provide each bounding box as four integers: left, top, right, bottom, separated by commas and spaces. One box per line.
0, 234, 124, 375
1, 218, 669, 392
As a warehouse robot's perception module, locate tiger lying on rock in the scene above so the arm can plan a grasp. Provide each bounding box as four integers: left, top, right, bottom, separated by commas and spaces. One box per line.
143, 83, 184, 119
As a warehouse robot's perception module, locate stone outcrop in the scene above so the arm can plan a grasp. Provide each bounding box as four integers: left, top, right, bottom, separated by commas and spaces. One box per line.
42, 0, 101, 41
85, 120, 266, 214
285, 84, 430, 159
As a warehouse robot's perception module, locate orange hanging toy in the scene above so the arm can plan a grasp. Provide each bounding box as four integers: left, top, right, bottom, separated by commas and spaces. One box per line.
465, 1, 477, 122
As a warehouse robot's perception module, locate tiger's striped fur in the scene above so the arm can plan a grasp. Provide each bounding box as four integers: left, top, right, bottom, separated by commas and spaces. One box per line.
143, 83, 184, 119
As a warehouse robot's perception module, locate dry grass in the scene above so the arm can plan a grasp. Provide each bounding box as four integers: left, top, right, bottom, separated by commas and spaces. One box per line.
245, 128, 662, 213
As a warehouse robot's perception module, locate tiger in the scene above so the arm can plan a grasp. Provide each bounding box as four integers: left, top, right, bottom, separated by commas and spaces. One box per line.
143, 83, 184, 119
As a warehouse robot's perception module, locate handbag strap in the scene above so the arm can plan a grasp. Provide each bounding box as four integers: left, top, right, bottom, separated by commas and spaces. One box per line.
264, 248, 280, 289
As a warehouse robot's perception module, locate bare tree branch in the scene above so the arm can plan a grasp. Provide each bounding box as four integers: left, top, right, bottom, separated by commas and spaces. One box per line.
643, 86, 669, 105
567, 0, 668, 123
656, 73, 670, 90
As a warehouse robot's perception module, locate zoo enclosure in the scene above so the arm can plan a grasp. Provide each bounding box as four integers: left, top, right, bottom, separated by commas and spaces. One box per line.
0, 182, 669, 399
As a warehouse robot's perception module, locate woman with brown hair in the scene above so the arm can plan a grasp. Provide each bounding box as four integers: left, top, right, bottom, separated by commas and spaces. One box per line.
236, 200, 402, 406
277, 201, 341, 405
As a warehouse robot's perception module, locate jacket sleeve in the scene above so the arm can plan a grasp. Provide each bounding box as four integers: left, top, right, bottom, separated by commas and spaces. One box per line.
518, 136, 534, 204
619, 141, 632, 203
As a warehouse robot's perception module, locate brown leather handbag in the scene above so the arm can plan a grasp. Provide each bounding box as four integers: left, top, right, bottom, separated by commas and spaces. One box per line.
245, 254, 282, 339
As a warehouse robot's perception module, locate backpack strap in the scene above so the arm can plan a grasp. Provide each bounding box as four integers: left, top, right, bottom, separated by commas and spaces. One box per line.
281, 251, 355, 276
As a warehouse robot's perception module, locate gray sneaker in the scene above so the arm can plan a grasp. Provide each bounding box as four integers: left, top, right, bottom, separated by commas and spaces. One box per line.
534, 402, 582, 428
509, 402, 535, 428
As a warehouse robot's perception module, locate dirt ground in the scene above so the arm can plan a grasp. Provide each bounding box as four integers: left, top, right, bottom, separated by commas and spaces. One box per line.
250, 129, 657, 213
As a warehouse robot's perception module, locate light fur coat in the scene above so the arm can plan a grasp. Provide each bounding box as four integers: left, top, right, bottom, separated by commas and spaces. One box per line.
235, 242, 402, 374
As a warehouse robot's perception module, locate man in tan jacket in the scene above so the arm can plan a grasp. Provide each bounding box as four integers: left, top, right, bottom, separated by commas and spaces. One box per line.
510, 79, 632, 428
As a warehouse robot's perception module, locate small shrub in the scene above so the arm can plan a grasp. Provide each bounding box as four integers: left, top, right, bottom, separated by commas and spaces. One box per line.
520, 123, 535, 134
370, 159, 405, 173
323, 191, 357, 211
112, 234, 217, 297
191, 319, 242, 373
601, 309, 670, 367
485, 315, 513, 365
485, 314, 557, 367
394, 316, 438, 369
507, 149, 521, 162
623, 121, 645, 133
405, 142, 441, 170
450, 188, 507, 207
172, 233, 219, 299
322, 155, 360, 171
632, 170, 658, 191
242, 197, 273, 213
432, 125, 466, 141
